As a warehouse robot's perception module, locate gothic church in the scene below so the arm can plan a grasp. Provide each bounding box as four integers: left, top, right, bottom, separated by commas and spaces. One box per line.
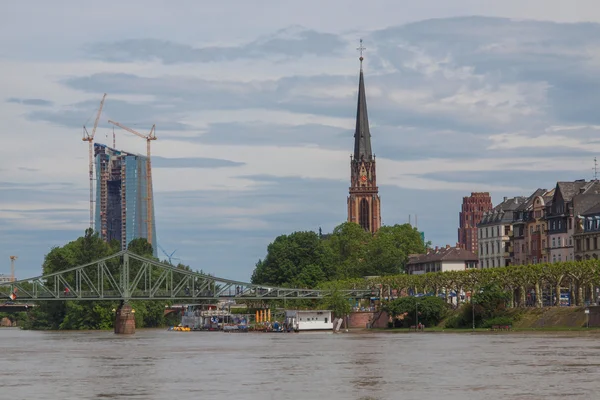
347, 42, 381, 233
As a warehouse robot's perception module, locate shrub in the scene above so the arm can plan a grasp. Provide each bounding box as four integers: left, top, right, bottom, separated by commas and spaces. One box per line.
383, 295, 449, 327
482, 316, 514, 329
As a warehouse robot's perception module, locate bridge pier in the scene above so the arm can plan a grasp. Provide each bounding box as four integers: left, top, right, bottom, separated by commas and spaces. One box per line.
114, 303, 135, 334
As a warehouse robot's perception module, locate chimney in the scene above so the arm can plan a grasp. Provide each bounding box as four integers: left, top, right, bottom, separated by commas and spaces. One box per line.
456, 242, 461, 249
445, 244, 450, 249
503, 196, 507, 202
435, 246, 439, 252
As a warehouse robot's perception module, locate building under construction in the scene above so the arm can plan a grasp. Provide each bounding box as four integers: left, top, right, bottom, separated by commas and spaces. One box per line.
94, 143, 157, 256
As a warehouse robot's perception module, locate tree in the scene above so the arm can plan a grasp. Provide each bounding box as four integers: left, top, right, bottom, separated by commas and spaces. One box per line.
127, 238, 154, 258
383, 296, 448, 327
320, 285, 352, 321
23, 232, 177, 330
325, 222, 371, 279
365, 224, 427, 275
251, 231, 334, 286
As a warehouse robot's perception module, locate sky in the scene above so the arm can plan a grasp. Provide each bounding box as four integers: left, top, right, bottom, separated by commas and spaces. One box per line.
2, 0, 600, 281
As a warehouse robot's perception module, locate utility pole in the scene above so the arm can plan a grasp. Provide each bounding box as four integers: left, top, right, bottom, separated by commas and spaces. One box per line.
9, 255, 17, 282
594, 157, 598, 181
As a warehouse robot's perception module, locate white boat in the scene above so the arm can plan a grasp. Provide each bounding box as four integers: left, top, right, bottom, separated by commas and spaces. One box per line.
284, 310, 333, 331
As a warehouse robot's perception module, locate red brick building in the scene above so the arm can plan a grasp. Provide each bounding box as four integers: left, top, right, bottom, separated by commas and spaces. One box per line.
458, 192, 492, 253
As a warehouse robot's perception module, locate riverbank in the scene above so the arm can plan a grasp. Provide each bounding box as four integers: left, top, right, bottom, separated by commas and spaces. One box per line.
361, 306, 595, 333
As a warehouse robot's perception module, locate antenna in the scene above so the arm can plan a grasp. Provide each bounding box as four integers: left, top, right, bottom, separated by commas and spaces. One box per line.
409, 214, 411, 226
415, 214, 418, 229
594, 157, 598, 181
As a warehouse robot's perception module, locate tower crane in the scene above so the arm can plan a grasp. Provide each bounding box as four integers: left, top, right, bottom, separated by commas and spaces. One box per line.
107, 120, 157, 247
9, 255, 17, 282
82, 93, 107, 230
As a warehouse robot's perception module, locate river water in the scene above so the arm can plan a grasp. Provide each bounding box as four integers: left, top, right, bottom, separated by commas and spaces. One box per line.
1, 328, 599, 400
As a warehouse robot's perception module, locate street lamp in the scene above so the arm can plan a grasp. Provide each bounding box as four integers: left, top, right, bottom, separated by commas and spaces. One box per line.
471, 296, 475, 332
415, 301, 420, 329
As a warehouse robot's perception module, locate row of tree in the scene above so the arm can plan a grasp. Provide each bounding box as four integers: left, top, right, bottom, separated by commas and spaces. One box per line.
325, 260, 600, 308
251, 222, 428, 287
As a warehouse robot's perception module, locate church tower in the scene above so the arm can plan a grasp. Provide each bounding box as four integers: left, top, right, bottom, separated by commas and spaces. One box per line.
347, 40, 381, 233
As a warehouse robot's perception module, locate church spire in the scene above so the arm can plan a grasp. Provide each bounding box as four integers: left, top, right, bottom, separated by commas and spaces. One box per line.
353, 39, 372, 161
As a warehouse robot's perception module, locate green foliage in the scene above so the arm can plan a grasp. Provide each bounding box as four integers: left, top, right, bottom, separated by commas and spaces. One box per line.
22, 231, 179, 330
251, 222, 426, 287
383, 296, 448, 327
251, 231, 335, 286
364, 224, 427, 276
473, 284, 511, 320
481, 316, 515, 329
444, 285, 512, 329
320, 284, 353, 318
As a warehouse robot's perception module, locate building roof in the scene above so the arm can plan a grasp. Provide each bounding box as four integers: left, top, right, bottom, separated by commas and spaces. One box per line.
557, 180, 589, 203
353, 62, 373, 161
581, 201, 600, 216
514, 188, 548, 213
572, 180, 600, 216
407, 245, 478, 265
479, 196, 527, 227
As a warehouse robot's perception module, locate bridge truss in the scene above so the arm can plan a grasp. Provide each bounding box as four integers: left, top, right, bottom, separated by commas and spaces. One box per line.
0, 251, 371, 302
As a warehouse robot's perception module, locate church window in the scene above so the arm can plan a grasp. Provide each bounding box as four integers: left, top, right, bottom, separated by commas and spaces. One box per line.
359, 198, 370, 231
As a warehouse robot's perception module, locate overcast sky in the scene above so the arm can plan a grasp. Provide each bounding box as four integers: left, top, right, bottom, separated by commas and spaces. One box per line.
2, 0, 600, 280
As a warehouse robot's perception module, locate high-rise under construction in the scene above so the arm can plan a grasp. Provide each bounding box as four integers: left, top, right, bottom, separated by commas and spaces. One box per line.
94, 143, 157, 255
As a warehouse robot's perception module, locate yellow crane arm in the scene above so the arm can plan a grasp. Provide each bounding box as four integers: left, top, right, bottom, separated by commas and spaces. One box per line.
108, 119, 148, 140
90, 93, 107, 140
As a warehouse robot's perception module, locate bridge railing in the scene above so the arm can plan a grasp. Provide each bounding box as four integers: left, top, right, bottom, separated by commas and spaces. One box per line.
0, 251, 373, 301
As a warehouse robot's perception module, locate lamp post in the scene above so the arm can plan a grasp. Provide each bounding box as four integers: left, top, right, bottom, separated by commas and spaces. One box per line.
415, 301, 419, 328
471, 295, 475, 332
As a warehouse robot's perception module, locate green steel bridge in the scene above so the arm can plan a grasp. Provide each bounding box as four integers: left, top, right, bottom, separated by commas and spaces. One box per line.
0, 251, 371, 302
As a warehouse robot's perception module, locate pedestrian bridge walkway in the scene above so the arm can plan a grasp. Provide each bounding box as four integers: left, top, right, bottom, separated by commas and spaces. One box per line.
0, 251, 370, 302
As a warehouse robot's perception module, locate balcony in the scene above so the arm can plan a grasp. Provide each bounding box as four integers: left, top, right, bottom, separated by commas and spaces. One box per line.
508, 231, 514, 238
541, 249, 547, 255
503, 251, 510, 258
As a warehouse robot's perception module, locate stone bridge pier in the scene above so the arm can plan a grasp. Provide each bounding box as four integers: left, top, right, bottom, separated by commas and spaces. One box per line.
114, 303, 135, 334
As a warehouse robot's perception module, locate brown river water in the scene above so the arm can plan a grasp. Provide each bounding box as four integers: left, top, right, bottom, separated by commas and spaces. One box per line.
1, 328, 599, 400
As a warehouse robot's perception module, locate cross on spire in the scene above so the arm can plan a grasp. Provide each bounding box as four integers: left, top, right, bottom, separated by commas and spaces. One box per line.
357, 38, 366, 68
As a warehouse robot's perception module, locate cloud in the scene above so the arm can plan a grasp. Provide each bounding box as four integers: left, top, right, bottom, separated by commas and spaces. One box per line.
153, 156, 245, 169
6, 15, 600, 281
84, 26, 347, 64
7, 97, 53, 106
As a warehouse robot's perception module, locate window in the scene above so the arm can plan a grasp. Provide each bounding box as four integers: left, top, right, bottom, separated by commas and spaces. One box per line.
594, 237, 598, 250
552, 238, 556, 248
568, 218, 572, 230
497, 226, 500, 237
552, 221, 556, 230
557, 237, 561, 247
553, 254, 556, 263
586, 238, 590, 251
492, 259, 495, 267
359, 198, 370, 231
558, 254, 562, 262
558, 220, 562, 230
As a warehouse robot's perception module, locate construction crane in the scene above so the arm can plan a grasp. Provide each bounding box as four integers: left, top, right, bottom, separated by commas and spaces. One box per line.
107, 120, 157, 247
9, 256, 17, 282
82, 93, 107, 230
